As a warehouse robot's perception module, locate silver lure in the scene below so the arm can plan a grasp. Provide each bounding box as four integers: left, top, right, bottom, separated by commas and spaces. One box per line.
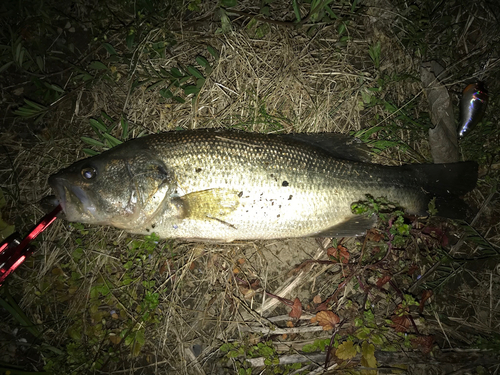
458, 82, 488, 138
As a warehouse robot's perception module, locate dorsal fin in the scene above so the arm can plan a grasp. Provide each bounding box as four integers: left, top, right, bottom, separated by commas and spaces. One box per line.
281, 133, 372, 162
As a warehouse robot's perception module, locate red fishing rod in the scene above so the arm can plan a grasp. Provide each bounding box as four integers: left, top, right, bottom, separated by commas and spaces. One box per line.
0, 204, 62, 286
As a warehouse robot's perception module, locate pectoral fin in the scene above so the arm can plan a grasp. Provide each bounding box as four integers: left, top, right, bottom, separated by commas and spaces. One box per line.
315, 215, 377, 237
177, 189, 240, 221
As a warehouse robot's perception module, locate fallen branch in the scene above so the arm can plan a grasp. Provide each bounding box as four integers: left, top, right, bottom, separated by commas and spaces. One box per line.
244, 348, 500, 370
240, 325, 324, 335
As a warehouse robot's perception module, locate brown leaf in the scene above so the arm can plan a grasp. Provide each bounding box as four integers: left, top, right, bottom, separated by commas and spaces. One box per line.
159, 261, 168, 275
250, 279, 260, 289
419, 290, 433, 313
237, 258, 246, 265
411, 335, 434, 354
286, 320, 294, 328
238, 286, 256, 300
289, 297, 302, 319
390, 315, 411, 333
440, 233, 449, 247
313, 295, 322, 304
408, 264, 419, 276
422, 226, 449, 247
316, 311, 340, 331
327, 245, 350, 264
367, 229, 383, 242
376, 275, 391, 288
315, 302, 330, 312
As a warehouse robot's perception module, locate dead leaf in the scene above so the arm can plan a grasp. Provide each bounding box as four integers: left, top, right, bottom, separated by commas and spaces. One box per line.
289, 297, 302, 319
376, 275, 391, 288
390, 315, 411, 333
316, 310, 340, 330
313, 295, 322, 304
440, 233, 449, 247
367, 229, 383, 242
419, 290, 433, 313
250, 279, 260, 289
159, 261, 168, 275
286, 321, 294, 328
411, 335, 434, 354
408, 264, 419, 275
237, 258, 245, 265
315, 302, 330, 312
422, 226, 449, 247
327, 245, 350, 264
238, 286, 256, 299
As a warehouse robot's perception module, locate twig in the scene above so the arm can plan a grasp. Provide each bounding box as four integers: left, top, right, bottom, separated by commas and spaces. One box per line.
245, 353, 326, 367
240, 325, 324, 335
256, 238, 330, 314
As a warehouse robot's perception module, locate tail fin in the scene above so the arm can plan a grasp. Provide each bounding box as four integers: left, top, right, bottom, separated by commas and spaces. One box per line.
401, 161, 478, 196
433, 195, 470, 219
402, 161, 478, 219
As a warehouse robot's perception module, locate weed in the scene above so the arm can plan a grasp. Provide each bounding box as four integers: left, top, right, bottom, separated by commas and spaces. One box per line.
220, 341, 304, 374
25, 230, 174, 372
302, 338, 332, 352
353, 91, 430, 158
157, 46, 219, 103
368, 41, 381, 70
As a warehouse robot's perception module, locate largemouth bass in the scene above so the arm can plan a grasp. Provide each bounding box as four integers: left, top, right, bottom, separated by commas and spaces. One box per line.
49, 129, 477, 241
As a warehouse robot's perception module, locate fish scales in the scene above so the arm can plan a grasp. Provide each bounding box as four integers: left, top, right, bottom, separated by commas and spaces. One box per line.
48, 129, 478, 241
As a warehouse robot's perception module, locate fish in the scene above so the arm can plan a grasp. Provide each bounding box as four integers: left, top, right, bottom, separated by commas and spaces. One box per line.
458, 82, 488, 138
48, 129, 478, 241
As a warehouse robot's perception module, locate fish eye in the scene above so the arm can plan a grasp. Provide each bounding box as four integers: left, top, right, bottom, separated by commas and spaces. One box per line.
81, 167, 97, 180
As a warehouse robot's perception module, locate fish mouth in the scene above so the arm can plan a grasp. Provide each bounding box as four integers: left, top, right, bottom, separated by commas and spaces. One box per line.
39, 194, 61, 214
48, 175, 67, 212
48, 175, 97, 222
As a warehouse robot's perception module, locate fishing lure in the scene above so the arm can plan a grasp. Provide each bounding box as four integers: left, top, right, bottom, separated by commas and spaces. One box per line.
458, 82, 488, 138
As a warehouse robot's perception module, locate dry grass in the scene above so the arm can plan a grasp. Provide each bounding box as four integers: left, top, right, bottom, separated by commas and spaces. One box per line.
1, 0, 500, 374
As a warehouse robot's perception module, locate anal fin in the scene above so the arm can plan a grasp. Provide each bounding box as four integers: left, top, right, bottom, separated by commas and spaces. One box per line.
315, 215, 377, 237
